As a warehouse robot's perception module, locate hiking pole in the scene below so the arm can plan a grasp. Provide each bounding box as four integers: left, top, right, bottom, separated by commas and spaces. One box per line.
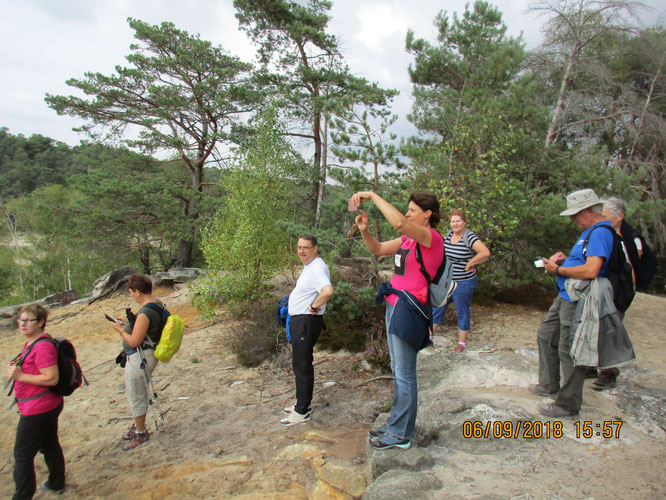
137, 346, 164, 431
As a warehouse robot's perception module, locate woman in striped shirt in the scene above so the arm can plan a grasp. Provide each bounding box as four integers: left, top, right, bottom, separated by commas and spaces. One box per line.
432, 210, 490, 353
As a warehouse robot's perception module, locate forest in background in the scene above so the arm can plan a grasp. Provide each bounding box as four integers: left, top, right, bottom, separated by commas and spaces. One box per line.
1, 0, 664, 316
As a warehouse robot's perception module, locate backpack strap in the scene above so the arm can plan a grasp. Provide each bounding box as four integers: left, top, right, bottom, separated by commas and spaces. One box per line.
414, 243, 433, 310
447, 229, 473, 251
583, 223, 615, 255
140, 302, 169, 347
5, 337, 53, 408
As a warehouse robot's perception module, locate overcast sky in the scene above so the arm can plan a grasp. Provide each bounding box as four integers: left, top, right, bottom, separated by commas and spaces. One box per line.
1, 0, 664, 149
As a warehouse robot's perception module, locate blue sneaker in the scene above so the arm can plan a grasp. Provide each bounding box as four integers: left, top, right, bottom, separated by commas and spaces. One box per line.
369, 434, 411, 450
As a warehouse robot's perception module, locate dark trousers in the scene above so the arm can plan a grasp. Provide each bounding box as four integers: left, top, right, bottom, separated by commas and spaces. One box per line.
290, 315, 324, 414
13, 402, 65, 500
537, 295, 576, 393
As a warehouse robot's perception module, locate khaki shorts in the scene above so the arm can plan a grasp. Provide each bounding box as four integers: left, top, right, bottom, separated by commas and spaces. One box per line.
124, 348, 158, 417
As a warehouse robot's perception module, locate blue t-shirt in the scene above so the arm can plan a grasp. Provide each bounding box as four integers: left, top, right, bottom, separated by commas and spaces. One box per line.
558, 221, 614, 302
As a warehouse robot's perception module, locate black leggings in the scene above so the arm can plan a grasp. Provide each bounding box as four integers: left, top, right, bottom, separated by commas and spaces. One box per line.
13, 402, 65, 500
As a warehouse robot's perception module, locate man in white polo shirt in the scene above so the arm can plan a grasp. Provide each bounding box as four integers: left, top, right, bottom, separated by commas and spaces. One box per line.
281, 234, 334, 426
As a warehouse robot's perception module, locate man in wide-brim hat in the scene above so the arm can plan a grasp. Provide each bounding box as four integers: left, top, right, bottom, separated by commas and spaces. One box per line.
528, 189, 615, 417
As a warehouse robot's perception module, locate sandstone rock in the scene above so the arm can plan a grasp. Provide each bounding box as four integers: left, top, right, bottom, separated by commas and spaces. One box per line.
43, 289, 79, 307
304, 430, 336, 443
89, 266, 134, 303
312, 457, 368, 497
368, 443, 435, 480
362, 470, 442, 500
152, 267, 205, 287
0, 289, 79, 317
308, 479, 353, 500
276, 443, 325, 461
614, 381, 666, 438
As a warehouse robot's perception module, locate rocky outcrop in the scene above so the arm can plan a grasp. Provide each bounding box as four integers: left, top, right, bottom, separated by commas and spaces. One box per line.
365, 337, 666, 497
151, 267, 205, 288
89, 266, 134, 304
0, 289, 79, 318
362, 470, 442, 500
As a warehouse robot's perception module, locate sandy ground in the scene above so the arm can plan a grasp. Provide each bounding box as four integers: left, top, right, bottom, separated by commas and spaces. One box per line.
0, 288, 664, 499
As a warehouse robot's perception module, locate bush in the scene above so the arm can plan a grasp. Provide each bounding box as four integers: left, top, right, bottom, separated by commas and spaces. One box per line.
320, 282, 382, 351
363, 323, 391, 373
227, 299, 288, 367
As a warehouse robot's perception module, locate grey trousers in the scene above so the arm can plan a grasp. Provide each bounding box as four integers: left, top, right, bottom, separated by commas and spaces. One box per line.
536, 295, 576, 393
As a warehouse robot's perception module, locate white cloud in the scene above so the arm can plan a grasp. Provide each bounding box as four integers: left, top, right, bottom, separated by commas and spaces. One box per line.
353, 4, 409, 53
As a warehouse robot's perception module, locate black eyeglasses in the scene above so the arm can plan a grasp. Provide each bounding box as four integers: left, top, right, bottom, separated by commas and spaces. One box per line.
17, 319, 39, 325
297, 245, 314, 251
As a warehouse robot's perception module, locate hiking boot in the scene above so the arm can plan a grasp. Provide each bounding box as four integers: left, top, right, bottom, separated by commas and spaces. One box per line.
369, 434, 411, 450
592, 368, 619, 391
585, 367, 598, 379
454, 343, 466, 354
368, 428, 387, 438
122, 423, 137, 440
528, 384, 558, 398
122, 430, 149, 451
40, 480, 65, 495
283, 403, 313, 416
538, 402, 578, 418
280, 410, 311, 426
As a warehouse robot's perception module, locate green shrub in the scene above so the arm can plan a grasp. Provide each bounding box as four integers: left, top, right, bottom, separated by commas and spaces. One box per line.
227, 299, 288, 367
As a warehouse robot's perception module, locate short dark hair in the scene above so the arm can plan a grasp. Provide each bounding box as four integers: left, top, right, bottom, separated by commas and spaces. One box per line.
18, 303, 48, 330
409, 191, 441, 227
298, 234, 318, 246
128, 274, 153, 294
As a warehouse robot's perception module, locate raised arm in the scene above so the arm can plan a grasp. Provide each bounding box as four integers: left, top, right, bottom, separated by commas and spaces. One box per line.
351, 192, 433, 248
355, 209, 402, 256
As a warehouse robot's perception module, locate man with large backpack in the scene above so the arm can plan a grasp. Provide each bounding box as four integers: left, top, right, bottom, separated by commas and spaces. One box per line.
591, 196, 656, 390
530, 189, 617, 417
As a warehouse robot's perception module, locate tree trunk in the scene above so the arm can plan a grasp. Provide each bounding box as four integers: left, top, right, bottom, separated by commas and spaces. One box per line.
546, 48, 577, 147
176, 239, 193, 268
311, 84, 322, 216
315, 117, 328, 228
175, 157, 204, 268
140, 247, 151, 275
629, 58, 663, 161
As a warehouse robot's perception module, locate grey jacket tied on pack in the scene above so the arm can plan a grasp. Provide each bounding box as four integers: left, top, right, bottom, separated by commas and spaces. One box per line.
566, 278, 635, 369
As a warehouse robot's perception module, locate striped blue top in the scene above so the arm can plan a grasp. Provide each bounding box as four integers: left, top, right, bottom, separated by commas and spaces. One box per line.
445, 230, 480, 281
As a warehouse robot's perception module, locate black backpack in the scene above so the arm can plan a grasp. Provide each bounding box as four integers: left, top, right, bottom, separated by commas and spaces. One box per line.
6, 336, 88, 407
636, 236, 657, 293
584, 224, 635, 313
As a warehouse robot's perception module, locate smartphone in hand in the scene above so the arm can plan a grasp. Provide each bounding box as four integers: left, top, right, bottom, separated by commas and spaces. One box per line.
534, 258, 544, 268
105, 313, 123, 324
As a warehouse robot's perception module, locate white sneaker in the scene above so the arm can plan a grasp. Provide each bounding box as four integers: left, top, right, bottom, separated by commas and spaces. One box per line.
280, 410, 311, 426
283, 403, 313, 415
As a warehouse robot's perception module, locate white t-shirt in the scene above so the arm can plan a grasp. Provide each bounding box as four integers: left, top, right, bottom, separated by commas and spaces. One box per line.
288, 257, 331, 316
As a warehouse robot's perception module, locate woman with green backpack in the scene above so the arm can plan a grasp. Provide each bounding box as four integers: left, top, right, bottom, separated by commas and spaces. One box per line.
109, 274, 164, 451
